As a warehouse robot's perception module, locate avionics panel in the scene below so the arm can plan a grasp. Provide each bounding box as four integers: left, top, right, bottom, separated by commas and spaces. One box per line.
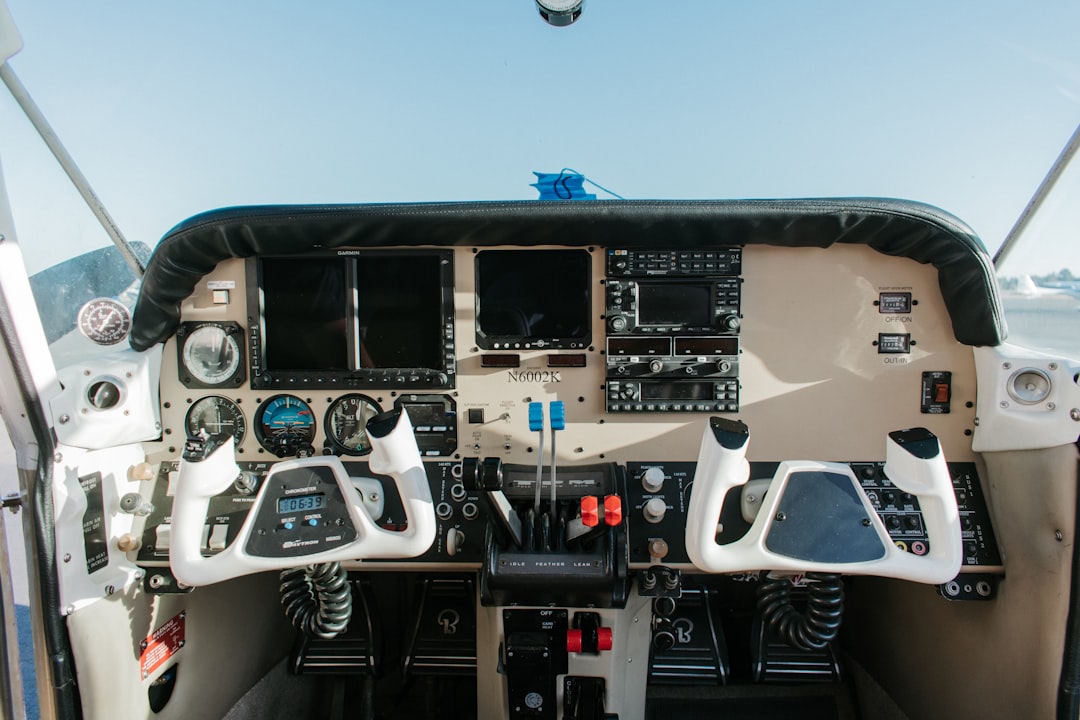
605, 248, 742, 413
245, 250, 455, 390
474, 249, 591, 350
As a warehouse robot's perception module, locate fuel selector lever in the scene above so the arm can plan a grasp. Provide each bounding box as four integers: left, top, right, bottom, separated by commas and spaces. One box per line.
684, 418, 962, 584
170, 408, 436, 586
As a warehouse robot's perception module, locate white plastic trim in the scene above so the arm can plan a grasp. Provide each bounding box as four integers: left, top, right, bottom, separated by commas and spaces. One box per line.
170, 410, 436, 586
51, 346, 162, 450
972, 343, 1080, 452
685, 425, 962, 584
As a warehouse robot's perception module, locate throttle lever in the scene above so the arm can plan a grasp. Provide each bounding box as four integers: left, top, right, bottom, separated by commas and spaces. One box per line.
462, 457, 523, 549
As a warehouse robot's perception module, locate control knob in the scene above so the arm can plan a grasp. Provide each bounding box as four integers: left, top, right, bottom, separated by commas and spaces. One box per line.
641, 467, 666, 493
716, 360, 731, 373
643, 498, 667, 524
609, 315, 628, 332
652, 618, 676, 651
722, 314, 741, 332
648, 359, 664, 374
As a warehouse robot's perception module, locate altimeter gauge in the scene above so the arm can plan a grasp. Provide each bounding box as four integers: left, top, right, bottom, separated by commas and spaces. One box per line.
324, 394, 382, 456
177, 322, 246, 388
77, 298, 131, 345
185, 396, 247, 445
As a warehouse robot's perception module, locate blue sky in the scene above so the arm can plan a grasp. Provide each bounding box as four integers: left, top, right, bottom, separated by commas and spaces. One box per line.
1, 1, 1079, 276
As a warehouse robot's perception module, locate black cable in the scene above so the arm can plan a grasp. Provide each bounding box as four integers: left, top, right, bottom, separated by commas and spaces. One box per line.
279, 563, 353, 639
757, 572, 844, 651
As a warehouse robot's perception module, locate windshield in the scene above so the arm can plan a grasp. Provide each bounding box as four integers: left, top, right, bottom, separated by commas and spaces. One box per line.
1, 2, 1079, 353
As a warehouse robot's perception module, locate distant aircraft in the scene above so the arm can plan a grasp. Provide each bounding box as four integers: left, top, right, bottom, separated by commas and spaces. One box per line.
1015, 274, 1080, 297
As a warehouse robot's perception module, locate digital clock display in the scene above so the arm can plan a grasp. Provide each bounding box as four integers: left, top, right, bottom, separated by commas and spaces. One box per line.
277, 493, 325, 515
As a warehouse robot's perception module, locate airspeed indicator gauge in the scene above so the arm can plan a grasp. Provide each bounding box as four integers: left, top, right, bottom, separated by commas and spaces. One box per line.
324, 394, 382, 456
177, 322, 246, 388
77, 298, 131, 345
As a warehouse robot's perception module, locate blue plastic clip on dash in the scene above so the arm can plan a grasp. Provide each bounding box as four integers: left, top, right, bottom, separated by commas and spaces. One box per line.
530, 402, 544, 514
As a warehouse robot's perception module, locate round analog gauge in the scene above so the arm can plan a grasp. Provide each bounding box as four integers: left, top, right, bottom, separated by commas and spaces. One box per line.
255, 395, 316, 457
324, 394, 382, 456
185, 396, 247, 445
77, 298, 131, 345
181, 324, 242, 386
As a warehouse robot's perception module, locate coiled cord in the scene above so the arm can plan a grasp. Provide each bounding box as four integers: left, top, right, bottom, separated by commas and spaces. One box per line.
757, 572, 844, 651
279, 562, 353, 639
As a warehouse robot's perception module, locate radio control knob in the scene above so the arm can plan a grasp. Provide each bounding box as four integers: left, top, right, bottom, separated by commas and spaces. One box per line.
643, 498, 667, 524
648, 359, 664, 373
684, 366, 697, 375
722, 314, 741, 331
717, 361, 732, 373
616, 365, 629, 376
641, 467, 665, 493
609, 315, 628, 332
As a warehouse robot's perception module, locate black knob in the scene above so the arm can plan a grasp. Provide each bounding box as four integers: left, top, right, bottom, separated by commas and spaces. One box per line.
461, 457, 481, 491
480, 457, 504, 491
652, 620, 676, 652
653, 596, 677, 617
609, 315, 628, 332
722, 314, 741, 331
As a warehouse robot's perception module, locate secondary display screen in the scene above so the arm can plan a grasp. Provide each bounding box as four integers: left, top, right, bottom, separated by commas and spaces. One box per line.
277, 493, 326, 515
475, 250, 591, 348
638, 283, 712, 326
642, 382, 713, 401
259, 253, 445, 372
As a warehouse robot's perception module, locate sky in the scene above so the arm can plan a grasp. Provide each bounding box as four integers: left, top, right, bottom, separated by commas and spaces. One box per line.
1, 1, 1079, 277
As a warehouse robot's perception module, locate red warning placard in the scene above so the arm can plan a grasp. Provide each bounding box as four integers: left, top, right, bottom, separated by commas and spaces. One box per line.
140, 611, 185, 679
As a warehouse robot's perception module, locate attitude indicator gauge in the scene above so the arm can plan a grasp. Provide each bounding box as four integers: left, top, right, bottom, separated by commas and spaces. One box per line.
324, 394, 382, 456
185, 396, 247, 445
177, 322, 246, 388
255, 395, 316, 457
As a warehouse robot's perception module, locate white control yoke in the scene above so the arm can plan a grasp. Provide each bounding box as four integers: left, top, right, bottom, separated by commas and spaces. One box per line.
170, 409, 436, 586
685, 418, 962, 584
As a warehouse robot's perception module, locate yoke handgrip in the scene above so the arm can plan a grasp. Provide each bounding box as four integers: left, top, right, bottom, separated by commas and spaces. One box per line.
685, 421, 962, 584
170, 409, 435, 587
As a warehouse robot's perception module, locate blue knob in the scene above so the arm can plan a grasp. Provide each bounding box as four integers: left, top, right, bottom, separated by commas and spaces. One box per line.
284, 522, 294, 530
308, 518, 318, 527
549, 401, 565, 431
529, 402, 543, 431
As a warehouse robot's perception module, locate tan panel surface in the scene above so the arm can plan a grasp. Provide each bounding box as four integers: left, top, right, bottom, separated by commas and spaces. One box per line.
148, 243, 976, 467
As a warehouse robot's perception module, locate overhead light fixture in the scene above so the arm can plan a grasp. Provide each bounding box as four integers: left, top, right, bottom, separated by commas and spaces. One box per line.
535, 0, 584, 27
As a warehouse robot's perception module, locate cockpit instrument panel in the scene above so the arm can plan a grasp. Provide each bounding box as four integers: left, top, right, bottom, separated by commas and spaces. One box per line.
245, 250, 455, 390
